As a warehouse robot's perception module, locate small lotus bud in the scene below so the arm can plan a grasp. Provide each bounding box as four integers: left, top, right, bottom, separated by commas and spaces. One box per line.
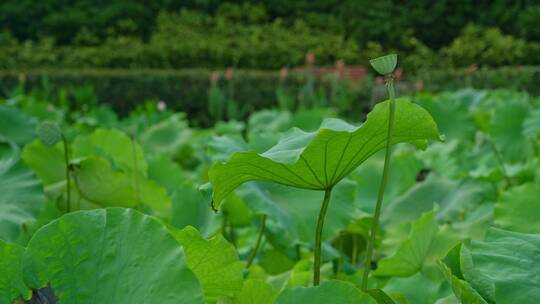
37, 121, 61, 146
369, 54, 397, 75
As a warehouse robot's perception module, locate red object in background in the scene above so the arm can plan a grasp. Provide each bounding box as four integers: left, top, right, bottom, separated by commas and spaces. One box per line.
293, 64, 367, 82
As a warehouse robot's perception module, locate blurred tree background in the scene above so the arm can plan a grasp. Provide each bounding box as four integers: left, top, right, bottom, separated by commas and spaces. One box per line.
2, 0, 540, 70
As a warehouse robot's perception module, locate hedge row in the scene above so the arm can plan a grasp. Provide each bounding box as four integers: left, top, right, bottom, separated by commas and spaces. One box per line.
1, 66, 539, 122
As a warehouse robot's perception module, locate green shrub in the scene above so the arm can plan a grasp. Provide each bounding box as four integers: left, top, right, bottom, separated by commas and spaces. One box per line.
442, 25, 526, 67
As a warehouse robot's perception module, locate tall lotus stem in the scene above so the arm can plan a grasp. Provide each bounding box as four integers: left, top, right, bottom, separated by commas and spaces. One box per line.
361, 54, 398, 291
313, 188, 333, 285
246, 214, 267, 268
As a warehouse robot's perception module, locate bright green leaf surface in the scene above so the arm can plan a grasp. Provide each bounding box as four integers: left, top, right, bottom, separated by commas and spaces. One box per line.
375, 210, 438, 277
494, 183, 540, 233
438, 260, 488, 304
275, 280, 374, 304
488, 98, 531, 162
140, 113, 192, 156
366, 288, 397, 304
72, 128, 147, 175
23, 208, 204, 304
470, 228, 540, 303
22, 139, 65, 186
0, 143, 44, 242
0, 106, 37, 145
237, 179, 356, 244
523, 107, 540, 139
172, 226, 244, 302
233, 279, 278, 304
210, 99, 440, 209
0, 240, 30, 303
75, 157, 171, 216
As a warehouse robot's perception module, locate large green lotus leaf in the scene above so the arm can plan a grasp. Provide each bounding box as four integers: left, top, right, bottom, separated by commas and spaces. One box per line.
21, 139, 65, 186
171, 226, 244, 302
494, 183, 540, 233
523, 107, 540, 139
147, 155, 186, 192
416, 140, 461, 179
0, 105, 37, 145
209, 99, 440, 209
374, 210, 438, 277
147, 156, 215, 233
416, 92, 477, 142
247, 110, 292, 152
248, 110, 291, 134
351, 149, 422, 213
381, 175, 495, 228
275, 280, 374, 304
438, 261, 488, 304
0, 240, 31, 302
0, 143, 44, 242
383, 272, 450, 304
140, 113, 192, 156
469, 228, 540, 303
236, 179, 357, 245
75, 157, 171, 217
23, 208, 204, 303
233, 279, 278, 304
72, 128, 147, 175
487, 98, 532, 162
438, 244, 490, 304
460, 245, 495, 303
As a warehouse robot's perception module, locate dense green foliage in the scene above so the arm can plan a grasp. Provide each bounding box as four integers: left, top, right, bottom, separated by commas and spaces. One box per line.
0, 86, 539, 303
2, 1, 540, 69
3, 66, 540, 126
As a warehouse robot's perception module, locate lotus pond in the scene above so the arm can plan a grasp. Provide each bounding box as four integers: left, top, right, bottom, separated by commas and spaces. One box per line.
1, 72, 540, 303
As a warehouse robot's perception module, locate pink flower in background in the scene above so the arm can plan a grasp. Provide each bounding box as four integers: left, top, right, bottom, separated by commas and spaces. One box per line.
157, 100, 167, 111
376, 76, 385, 85
305, 51, 315, 66
279, 66, 289, 80
225, 67, 234, 80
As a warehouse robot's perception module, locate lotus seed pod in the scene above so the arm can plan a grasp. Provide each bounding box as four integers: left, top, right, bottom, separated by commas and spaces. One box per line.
369, 54, 398, 75
37, 121, 62, 146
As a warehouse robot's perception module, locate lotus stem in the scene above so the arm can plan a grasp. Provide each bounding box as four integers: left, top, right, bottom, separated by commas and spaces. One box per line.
314, 188, 333, 286
130, 135, 142, 209
61, 134, 71, 213
246, 214, 267, 268
361, 75, 396, 291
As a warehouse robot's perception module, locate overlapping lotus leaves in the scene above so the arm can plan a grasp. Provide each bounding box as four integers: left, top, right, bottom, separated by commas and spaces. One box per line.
171, 226, 244, 302
233, 279, 278, 304
275, 280, 374, 304
236, 180, 356, 245
23, 208, 204, 304
0, 240, 30, 303
75, 156, 171, 217
72, 128, 147, 175
494, 183, 540, 233
469, 228, 540, 303
0, 106, 37, 145
0, 143, 44, 242
209, 99, 440, 209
